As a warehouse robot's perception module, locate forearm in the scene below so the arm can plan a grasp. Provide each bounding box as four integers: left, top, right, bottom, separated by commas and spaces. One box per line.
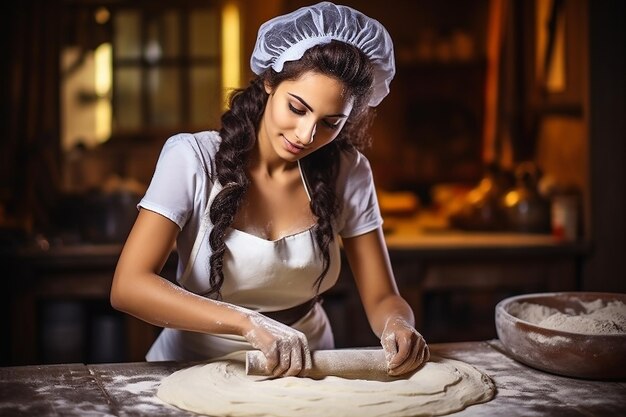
111, 270, 253, 337
110, 209, 256, 337
342, 229, 417, 337
367, 293, 415, 338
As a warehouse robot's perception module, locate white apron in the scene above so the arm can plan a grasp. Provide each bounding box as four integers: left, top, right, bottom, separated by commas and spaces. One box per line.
146, 162, 341, 361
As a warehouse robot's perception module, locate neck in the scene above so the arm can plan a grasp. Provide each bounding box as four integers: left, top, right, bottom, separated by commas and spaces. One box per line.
254, 128, 297, 179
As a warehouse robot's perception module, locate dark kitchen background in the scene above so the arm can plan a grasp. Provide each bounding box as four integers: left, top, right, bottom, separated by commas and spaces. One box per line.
1, 0, 623, 366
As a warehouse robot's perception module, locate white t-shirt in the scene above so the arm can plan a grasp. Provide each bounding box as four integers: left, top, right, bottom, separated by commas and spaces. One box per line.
140, 131, 382, 299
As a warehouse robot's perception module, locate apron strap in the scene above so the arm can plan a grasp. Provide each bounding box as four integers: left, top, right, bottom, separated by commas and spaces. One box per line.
179, 181, 222, 289
298, 160, 312, 202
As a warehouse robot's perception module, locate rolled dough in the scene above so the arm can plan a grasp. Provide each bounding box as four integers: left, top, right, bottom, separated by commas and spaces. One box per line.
157, 351, 495, 417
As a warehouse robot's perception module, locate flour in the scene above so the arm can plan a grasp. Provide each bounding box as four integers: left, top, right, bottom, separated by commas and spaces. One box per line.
528, 333, 572, 346
157, 352, 495, 417
508, 299, 626, 334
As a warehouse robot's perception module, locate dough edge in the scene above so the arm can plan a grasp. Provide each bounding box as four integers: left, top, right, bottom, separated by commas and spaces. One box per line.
157, 353, 496, 417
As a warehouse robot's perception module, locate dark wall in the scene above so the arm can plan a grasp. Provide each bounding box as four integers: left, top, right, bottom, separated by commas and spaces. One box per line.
583, 0, 626, 292
1, 1, 62, 233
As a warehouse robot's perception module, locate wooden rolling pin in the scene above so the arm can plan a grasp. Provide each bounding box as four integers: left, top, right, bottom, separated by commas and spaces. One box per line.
245, 349, 389, 380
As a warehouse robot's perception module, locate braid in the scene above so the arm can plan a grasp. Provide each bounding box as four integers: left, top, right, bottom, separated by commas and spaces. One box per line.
202, 79, 266, 298
300, 109, 374, 294
300, 144, 341, 293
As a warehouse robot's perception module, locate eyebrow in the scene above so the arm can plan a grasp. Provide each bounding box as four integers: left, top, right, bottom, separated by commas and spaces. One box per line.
287, 93, 348, 118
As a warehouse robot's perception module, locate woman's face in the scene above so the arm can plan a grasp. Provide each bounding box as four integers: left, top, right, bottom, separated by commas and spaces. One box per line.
259, 71, 354, 162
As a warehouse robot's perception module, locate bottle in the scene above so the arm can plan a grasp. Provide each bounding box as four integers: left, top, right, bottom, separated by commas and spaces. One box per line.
550, 187, 580, 241
502, 162, 551, 233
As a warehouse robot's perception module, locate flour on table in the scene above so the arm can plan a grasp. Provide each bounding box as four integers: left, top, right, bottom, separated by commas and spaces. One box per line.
157, 352, 495, 417
508, 299, 626, 334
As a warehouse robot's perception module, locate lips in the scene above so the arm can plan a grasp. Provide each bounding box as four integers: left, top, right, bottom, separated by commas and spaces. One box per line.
282, 135, 304, 155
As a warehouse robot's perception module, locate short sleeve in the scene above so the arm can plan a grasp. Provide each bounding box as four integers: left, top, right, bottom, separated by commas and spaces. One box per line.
335, 150, 383, 238
138, 133, 214, 230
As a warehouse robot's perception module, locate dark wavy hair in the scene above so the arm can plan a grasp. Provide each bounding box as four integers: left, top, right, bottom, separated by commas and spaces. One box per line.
203, 40, 375, 299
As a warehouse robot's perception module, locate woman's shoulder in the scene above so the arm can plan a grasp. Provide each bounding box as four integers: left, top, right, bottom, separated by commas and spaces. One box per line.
335, 148, 375, 201
334, 148, 381, 236
161, 131, 222, 175
163, 131, 221, 155
338, 147, 373, 178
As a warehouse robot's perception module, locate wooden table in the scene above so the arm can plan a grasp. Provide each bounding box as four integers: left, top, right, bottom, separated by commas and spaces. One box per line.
1, 340, 624, 416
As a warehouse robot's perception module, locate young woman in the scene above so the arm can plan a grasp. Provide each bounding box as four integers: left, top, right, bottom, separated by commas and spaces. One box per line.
111, 2, 429, 378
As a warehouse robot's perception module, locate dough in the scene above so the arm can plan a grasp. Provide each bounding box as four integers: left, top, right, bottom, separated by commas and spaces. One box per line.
157, 352, 495, 417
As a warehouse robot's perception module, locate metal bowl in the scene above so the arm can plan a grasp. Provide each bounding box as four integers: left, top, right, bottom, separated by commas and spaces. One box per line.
495, 292, 626, 380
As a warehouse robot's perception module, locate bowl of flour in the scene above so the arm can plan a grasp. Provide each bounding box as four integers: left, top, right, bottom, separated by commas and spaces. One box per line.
495, 292, 626, 380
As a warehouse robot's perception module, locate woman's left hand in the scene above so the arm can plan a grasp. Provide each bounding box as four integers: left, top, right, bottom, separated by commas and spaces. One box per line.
380, 316, 430, 376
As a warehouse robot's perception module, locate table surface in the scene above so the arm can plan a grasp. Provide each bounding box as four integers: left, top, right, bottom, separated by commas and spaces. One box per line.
1, 340, 624, 417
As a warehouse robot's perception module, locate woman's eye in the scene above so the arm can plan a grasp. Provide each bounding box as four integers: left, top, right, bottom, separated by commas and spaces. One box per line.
323, 120, 340, 130
288, 103, 306, 115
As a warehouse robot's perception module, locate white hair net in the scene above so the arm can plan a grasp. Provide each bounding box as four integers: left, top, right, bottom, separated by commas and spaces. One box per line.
250, 2, 395, 107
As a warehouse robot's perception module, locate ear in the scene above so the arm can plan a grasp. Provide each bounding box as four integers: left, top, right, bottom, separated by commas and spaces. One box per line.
263, 80, 273, 95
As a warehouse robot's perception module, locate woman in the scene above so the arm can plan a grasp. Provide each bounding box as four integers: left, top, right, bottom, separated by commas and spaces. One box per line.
111, 2, 429, 378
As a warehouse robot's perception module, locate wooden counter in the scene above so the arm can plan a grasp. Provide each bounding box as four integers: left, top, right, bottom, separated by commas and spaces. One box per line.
1, 340, 623, 416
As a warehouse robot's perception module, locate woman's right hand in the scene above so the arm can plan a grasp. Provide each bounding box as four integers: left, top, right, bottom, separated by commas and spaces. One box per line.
243, 312, 312, 377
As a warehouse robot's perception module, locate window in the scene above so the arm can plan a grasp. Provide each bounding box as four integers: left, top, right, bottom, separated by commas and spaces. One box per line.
112, 6, 221, 132
61, 1, 228, 151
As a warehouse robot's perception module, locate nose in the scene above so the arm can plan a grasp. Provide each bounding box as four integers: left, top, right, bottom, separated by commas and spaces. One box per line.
296, 118, 317, 145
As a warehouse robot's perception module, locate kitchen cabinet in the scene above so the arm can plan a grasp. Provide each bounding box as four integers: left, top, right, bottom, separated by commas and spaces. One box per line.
4, 233, 586, 365
5, 245, 176, 366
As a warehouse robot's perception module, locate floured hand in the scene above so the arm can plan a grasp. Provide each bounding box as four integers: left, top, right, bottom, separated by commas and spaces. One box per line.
244, 313, 312, 377
381, 317, 430, 376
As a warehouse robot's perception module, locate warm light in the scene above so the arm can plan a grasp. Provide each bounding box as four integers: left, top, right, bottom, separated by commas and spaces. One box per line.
94, 7, 110, 25
503, 190, 520, 208
536, 0, 566, 92
467, 178, 492, 205
94, 42, 112, 143
221, 1, 241, 109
